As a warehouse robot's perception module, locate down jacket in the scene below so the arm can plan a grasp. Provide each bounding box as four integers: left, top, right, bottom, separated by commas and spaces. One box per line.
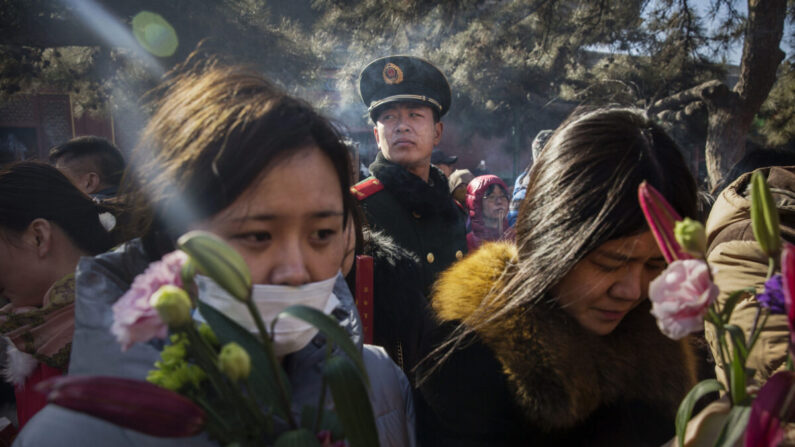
14, 238, 415, 447
704, 166, 795, 389
415, 242, 697, 446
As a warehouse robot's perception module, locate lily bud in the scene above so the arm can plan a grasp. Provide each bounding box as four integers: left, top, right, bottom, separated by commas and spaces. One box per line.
674, 218, 707, 258
180, 258, 197, 292
751, 171, 782, 258
218, 342, 251, 382
150, 285, 193, 327
638, 181, 691, 263
37, 375, 206, 437
177, 231, 252, 302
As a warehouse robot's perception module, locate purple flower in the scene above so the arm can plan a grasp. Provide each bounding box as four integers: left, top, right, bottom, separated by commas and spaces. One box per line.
111, 251, 188, 350
757, 274, 786, 315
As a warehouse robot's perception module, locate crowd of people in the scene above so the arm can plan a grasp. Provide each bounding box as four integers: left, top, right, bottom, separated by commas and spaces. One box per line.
0, 51, 792, 446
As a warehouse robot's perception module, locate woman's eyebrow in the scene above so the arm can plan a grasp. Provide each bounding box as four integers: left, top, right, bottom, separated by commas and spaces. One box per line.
228, 210, 344, 222
308, 211, 345, 219
595, 250, 666, 264
595, 250, 633, 262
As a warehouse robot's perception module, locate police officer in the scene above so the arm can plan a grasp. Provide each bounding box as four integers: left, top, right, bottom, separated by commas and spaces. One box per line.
352, 55, 468, 294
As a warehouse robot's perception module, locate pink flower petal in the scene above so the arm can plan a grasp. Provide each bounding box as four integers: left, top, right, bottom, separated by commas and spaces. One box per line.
649, 259, 716, 340
638, 182, 692, 263
111, 251, 188, 350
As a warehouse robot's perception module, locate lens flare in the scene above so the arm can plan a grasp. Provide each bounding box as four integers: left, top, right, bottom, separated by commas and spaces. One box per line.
132, 11, 179, 58
61, 0, 164, 75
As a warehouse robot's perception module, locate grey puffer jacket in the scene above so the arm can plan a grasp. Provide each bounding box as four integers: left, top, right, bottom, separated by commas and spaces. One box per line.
14, 239, 415, 447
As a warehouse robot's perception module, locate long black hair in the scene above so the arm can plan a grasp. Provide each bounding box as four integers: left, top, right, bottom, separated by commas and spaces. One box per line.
434, 107, 698, 363
0, 161, 114, 255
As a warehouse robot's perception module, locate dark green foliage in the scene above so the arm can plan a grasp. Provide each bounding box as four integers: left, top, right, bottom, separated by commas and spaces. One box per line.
1, 0, 792, 160
757, 62, 795, 146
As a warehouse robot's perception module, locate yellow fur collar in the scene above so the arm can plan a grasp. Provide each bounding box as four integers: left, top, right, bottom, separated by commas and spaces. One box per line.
432, 241, 517, 324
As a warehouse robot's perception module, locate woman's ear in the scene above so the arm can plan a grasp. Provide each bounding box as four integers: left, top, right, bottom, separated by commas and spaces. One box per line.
82, 171, 102, 194
26, 218, 53, 258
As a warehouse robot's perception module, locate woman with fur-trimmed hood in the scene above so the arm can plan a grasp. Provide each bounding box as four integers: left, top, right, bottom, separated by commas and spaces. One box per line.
415, 108, 700, 446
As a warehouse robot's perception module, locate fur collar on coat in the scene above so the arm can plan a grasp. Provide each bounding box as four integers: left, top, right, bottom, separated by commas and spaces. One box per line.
369, 152, 460, 222
431, 242, 697, 431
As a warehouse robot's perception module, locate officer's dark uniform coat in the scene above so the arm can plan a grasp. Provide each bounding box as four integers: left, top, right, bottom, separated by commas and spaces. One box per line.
353, 153, 468, 294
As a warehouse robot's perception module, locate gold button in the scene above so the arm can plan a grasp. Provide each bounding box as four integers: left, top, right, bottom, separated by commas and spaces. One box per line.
426, 252, 435, 263
455, 250, 463, 260
412, 211, 421, 219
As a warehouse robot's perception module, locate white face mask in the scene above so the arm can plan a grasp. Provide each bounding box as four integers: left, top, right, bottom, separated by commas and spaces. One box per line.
195, 273, 340, 357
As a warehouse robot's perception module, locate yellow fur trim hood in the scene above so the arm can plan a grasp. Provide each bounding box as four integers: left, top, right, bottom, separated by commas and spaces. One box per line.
432, 241, 517, 324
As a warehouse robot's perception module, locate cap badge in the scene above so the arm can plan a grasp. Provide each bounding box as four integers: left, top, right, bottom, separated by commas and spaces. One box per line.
382, 63, 403, 85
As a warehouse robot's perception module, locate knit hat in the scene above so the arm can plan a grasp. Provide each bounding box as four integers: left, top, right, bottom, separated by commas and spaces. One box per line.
448, 169, 474, 193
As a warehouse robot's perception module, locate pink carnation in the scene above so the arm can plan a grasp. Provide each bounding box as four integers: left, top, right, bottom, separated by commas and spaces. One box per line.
649, 259, 718, 340
111, 250, 188, 350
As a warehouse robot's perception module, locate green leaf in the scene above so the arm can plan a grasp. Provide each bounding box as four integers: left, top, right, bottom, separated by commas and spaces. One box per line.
197, 300, 290, 419
724, 325, 748, 365
300, 405, 316, 431
319, 410, 344, 441
676, 379, 725, 447
706, 307, 723, 328
300, 406, 344, 441
713, 405, 751, 447
747, 311, 770, 353
729, 339, 749, 406
323, 356, 379, 447
278, 305, 369, 387
721, 288, 756, 323
274, 428, 321, 447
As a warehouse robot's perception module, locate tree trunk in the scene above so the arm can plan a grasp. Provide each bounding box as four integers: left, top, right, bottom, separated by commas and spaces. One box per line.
703, 0, 786, 189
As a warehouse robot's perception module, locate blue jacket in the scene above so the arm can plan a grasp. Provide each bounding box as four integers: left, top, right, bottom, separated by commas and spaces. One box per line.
507, 171, 528, 227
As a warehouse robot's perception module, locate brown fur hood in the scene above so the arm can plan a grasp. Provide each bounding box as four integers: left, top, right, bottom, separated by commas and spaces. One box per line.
432, 242, 697, 430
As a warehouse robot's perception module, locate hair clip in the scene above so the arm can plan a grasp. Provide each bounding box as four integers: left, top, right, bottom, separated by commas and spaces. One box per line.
98, 212, 117, 232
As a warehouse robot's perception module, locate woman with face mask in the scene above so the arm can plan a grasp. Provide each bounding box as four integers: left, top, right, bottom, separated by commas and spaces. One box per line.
465, 175, 514, 251
15, 59, 414, 447
0, 162, 115, 431
415, 108, 699, 446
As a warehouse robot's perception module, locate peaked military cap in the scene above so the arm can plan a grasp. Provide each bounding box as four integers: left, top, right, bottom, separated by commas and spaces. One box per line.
359, 55, 451, 122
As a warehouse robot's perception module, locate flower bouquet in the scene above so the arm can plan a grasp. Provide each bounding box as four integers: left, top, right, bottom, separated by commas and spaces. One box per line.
639, 173, 795, 447
37, 231, 378, 447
